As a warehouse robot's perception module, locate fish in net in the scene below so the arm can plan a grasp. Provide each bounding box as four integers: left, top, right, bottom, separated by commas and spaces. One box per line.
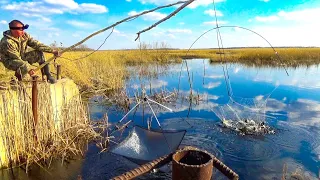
212, 95, 275, 136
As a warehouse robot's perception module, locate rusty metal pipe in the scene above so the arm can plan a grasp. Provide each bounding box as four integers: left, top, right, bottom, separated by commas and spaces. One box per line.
111, 147, 239, 180
31, 76, 38, 141
112, 153, 173, 180
212, 156, 239, 180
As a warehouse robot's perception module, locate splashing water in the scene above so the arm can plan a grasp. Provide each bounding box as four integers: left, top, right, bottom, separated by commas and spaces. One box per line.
213, 94, 275, 136
222, 119, 275, 136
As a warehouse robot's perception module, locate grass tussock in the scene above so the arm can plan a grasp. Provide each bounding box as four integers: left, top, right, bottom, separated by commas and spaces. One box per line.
0, 80, 104, 170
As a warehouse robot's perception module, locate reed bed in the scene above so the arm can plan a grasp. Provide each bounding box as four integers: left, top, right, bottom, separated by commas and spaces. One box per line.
0, 48, 319, 90
0, 80, 103, 170
166, 48, 320, 65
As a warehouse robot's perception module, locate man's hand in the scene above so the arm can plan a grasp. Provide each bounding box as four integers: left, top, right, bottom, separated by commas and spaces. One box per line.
53, 50, 61, 57
28, 69, 35, 77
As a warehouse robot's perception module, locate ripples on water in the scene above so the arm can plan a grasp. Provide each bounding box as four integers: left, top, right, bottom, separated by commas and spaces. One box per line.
5, 60, 320, 179
161, 118, 320, 179
101, 61, 320, 179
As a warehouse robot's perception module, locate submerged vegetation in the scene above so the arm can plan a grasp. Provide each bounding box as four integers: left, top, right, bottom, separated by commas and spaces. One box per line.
0, 47, 320, 91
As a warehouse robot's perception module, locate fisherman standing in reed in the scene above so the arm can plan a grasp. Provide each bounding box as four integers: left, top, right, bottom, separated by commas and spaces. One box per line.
0, 20, 60, 83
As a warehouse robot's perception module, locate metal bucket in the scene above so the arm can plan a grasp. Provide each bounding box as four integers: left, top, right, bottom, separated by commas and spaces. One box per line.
172, 149, 213, 180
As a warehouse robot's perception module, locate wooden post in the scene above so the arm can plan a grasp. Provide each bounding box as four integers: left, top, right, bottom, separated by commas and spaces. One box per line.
32, 76, 38, 140
57, 64, 61, 80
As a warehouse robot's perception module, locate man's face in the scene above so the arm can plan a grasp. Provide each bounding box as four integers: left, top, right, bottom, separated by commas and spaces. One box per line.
10, 23, 25, 38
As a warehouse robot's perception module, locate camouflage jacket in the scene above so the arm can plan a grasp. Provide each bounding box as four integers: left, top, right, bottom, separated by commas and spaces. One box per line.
0, 30, 53, 75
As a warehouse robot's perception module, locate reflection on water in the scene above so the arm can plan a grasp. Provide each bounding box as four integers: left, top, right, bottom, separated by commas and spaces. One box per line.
4, 59, 320, 179
107, 59, 320, 179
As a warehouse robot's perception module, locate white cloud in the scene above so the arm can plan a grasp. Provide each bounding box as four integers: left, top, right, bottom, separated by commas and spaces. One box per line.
203, 20, 228, 25
126, 0, 132, 2
266, 98, 320, 127
277, 8, 320, 22
67, 20, 96, 28
255, 95, 264, 101
39, 27, 60, 31
205, 74, 224, 79
206, 94, 219, 100
128, 10, 166, 21
113, 28, 131, 38
0, 0, 8, 4
72, 33, 80, 37
48, 32, 59, 38
193, 102, 218, 111
188, 0, 225, 9
21, 13, 51, 22
166, 29, 192, 34
204, 9, 223, 17
296, 99, 320, 111
233, 67, 241, 74
167, 34, 176, 39
138, 0, 225, 9
259, 0, 270, 2
253, 8, 320, 23
44, 0, 78, 9
0, 20, 7, 24
113, 29, 120, 34
133, 80, 168, 89
179, 22, 185, 25
3, 2, 64, 14
252, 65, 320, 88
255, 15, 279, 22
77, 3, 108, 14
204, 82, 221, 89
2, 0, 108, 15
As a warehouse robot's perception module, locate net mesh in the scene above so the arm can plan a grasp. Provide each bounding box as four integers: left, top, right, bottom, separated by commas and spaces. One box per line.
212, 95, 275, 135
111, 126, 186, 165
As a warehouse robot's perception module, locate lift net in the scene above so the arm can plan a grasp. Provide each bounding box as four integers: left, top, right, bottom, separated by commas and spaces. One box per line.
212, 95, 275, 135
111, 126, 186, 165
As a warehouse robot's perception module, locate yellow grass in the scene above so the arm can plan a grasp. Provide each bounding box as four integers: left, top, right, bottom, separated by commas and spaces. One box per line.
167, 48, 320, 66
0, 80, 101, 169
0, 48, 320, 90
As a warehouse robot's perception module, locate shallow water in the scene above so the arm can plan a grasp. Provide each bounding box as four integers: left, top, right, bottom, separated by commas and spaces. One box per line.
89, 59, 320, 179
3, 59, 320, 179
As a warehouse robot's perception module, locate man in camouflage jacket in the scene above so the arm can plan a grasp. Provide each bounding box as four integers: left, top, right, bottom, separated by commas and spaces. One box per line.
0, 20, 60, 83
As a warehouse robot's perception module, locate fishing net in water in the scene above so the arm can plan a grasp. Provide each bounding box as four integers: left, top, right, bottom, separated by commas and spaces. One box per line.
110, 126, 186, 165
212, 95, 275, 135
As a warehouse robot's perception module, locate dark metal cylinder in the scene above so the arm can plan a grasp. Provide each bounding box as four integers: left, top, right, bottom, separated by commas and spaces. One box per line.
172, 149, 213, 180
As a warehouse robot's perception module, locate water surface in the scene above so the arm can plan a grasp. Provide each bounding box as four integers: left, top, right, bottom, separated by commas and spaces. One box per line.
94, 59, 320, 179
2, 59, 320, 180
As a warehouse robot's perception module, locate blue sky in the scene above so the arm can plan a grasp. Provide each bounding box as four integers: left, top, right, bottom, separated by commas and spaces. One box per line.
0, 0, 319, 49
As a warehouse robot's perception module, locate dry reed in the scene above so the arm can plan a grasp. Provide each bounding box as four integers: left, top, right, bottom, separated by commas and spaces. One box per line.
0, 47, 319, 91
0, 79, 105, 171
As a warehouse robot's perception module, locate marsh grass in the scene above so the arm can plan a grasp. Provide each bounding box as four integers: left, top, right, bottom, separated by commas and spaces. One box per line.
0, 80, 105, 170
0, 48, 319, 90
